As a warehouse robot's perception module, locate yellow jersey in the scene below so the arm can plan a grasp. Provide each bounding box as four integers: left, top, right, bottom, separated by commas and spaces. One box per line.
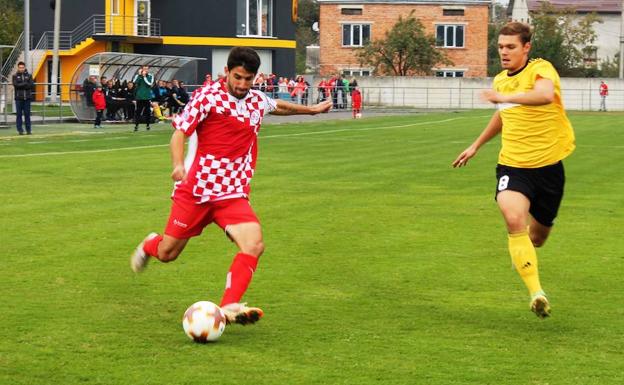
493, 58, 575, 168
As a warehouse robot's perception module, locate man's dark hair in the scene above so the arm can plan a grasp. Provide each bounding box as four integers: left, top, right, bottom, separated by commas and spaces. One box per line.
499, 22, 532, 45
227, 47, 261, 74
17, 61, 25, 66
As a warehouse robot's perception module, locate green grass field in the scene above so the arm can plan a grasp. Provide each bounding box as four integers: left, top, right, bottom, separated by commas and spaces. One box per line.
1, 111, 622, 385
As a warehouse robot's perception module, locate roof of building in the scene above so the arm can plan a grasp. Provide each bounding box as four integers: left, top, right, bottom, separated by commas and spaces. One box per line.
317, 0, 490, 5
523, 0, 622, 13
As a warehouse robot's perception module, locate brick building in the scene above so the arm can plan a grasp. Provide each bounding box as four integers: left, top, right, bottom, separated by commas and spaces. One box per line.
317, 0, 490, 78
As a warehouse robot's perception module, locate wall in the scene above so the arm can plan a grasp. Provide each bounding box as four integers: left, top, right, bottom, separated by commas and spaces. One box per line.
319, 3, 488, 77
30, 0, 105, 43
310, 76, 624, 111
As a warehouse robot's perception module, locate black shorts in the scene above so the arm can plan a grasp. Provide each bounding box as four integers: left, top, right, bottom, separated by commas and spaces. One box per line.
495, 161, 565, 227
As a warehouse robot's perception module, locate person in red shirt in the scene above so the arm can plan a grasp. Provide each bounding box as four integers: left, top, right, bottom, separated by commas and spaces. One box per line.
92, 85, 106, 128
203, 74, 213, 87
351, 87, 362, 118
599, 80, 608, 112
130, 47, 332, 325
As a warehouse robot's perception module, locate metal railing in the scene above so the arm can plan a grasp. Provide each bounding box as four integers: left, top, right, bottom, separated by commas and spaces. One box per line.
0, 82, 74, 127
1, 32, 28, 80
1, 83, 622, 128
33, 14, 161, 52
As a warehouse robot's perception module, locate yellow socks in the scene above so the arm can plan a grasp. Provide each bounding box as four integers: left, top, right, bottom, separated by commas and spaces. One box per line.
508, 231, 542, 296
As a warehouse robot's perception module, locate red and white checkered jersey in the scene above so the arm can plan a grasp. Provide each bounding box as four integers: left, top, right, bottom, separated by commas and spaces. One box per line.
171, 79, 277, 203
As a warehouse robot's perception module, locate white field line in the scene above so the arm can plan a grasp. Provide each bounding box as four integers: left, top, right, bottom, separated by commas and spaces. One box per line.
0, 116, 485, 159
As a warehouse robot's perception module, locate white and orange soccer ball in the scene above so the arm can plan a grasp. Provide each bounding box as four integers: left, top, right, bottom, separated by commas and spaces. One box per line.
182, 301, 226, 343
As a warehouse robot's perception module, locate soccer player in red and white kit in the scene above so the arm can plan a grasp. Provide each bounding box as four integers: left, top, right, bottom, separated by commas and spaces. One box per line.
130, 47, 332, 325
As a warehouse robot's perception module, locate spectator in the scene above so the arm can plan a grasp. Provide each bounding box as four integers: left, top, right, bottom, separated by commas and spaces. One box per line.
317, 78, 327, 102
168, 79, 186, 115
290, 76, 307, 104
203, 74, 213, 87
349, 77, 358, 93
177, 81, 189, 104
151, 80, 169, 121
328, 76, 338, 108
287, 77, 296, 94
12, 61, 34, 135
303, 77, 311, 105
351, 87, 362, 119
92, 84, 106, 128
342, 76, 350, 107
121, 81, 136, 121
599, 80, 608, 112
335, 75, 346, 109
277, 77, 289, 100
132, 65, 154, 131
266, 73, 276, 98
83, 75, 97, 107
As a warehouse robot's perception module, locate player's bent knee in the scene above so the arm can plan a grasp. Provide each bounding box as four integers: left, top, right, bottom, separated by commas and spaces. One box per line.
504, 215, 526, 233
242, 240, 264, 257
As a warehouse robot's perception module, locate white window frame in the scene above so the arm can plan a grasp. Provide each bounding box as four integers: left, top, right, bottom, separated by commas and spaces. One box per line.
435, 24, 465, 48
434, 70, 465, 78
341, 23, 371, 47
342, 69, 372, 77
237, 0, 274, 38
111, 0, 119, 15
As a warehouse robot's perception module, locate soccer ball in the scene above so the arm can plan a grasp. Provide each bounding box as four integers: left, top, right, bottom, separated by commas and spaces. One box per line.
355, 113, 362, 119
182, 301, 226, 343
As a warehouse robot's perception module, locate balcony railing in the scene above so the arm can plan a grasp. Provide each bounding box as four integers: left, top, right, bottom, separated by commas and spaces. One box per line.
34, 14, 161, 51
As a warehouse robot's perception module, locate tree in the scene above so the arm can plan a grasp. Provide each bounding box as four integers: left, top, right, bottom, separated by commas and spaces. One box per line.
356, 11, 451, 76
295, 0, 319, 74
599, 53, 620, 78
487, 3, 510, 76
0, 0, 24, 68
529, 2, 601, 76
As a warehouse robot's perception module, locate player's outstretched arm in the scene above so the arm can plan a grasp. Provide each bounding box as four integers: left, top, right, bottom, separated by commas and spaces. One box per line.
452, 111, 502, 168
170, 129, 187, 181
481, 78, 554, 106
270, 99, 332, 116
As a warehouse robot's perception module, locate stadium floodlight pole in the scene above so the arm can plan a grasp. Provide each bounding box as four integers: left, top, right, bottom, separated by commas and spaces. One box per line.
24, 0, 30, 70
50, 0, 62, 103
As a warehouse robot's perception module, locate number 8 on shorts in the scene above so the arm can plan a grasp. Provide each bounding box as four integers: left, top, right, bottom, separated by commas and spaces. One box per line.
498, 175, 509, 191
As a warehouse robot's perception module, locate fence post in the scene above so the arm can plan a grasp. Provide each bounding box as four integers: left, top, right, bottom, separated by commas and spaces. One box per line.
59, 85, 63, 123
42, 89, 46, 123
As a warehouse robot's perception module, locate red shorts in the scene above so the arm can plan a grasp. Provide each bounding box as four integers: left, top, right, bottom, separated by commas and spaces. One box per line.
164, 197, 259, 239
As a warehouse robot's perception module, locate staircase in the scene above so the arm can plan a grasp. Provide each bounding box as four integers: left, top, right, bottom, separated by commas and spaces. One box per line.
2, 14, 161, 81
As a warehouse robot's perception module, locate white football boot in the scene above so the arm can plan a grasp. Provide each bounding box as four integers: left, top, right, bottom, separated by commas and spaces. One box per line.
130, 232, 159, 273
221, 303, 264, 325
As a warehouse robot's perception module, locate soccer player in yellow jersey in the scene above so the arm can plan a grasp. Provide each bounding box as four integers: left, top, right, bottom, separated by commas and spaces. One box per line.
452, 22, 575, 318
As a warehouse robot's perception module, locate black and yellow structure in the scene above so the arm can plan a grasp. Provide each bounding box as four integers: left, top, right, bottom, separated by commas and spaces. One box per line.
28, 0, 297, 101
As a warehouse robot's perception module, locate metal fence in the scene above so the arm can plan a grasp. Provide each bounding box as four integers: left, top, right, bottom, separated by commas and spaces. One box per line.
1, 82, 622, 128
0, 82, 73, 127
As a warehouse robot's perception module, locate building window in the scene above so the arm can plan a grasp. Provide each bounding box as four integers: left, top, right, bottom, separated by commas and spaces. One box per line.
342, 24, 371, 47
436, 25, 464, 48
435, 70, 464, 78
111, 0, 119, 15
341, 8, 363, 15
443, 9, 464, 16
237, 0, 273, 37
342, 69, 371, 77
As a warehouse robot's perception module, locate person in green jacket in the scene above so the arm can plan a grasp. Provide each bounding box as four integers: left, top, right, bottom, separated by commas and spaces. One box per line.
132, 65, 154, 131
